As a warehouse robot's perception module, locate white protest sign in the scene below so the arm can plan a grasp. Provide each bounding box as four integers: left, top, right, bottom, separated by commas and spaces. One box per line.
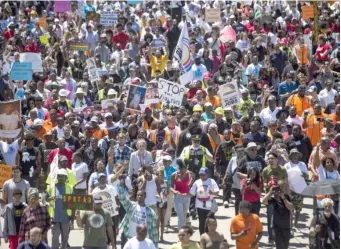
205, 9, 221, 23
218, 80, 241, 107
158, 78, 185, 107
20, 53, 43, 72
100, 11, 118, 26
86, 58, 100, 82
95, 187, 118, 216
287, 168, 307, 194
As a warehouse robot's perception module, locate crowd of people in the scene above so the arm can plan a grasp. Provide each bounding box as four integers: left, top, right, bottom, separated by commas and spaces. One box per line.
0, 0, 339, 249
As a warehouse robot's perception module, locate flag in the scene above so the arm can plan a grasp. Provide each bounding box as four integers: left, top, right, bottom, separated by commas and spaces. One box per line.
173, 21, 193, 85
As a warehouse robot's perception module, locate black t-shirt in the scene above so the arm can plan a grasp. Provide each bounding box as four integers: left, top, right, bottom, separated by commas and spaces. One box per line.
232, 23, 245, 33
65, 136, 81, 152
269, 195, 291, 229
238, 155, 266, 173
18, 147, 39, 176
14, 203, 25, 233
226, 63, 236, 77
33, 138, 43, 148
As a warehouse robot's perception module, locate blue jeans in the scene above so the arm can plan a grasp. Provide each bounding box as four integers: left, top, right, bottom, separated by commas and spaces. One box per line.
267, 204, 274, 240
174, 195, 190, 229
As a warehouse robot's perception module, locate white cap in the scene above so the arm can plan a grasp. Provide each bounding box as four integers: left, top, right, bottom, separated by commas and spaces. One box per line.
32, 119, 43, 127
58, 89, 69, 97
108, 89, 117, 95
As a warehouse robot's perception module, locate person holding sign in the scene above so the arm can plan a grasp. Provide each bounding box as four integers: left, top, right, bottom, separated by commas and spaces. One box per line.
46, 169, 73, 249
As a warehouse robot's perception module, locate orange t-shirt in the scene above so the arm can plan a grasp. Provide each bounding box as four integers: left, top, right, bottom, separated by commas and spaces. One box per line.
43, 120, 56, 133
92, 127, 106, 140
305, 114, 326, 146
286, 95, 311, 117
230, 213, 263, 249
205, 95, 222, 108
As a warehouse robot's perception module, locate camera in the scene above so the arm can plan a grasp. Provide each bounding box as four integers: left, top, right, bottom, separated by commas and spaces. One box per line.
246, 178, 252, 186
316, 117, 324, 122
272, 186, 281, 194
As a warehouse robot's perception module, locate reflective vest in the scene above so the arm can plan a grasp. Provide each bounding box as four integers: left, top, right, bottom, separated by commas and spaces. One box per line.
184, 145, 207, 174
208, 134, 224, 153
149, 130, 172, 148
98, 89, 105, 101
47, 183, 73, 218
295, 45, 309, 65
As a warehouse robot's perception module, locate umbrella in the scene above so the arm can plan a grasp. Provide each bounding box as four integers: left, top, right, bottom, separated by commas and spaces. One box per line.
301, 179, 340, 197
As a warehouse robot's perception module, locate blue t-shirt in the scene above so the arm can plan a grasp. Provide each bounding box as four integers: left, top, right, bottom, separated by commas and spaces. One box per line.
278, 81, 298, 105
54, 185, 69, 223
164, 166, 177, 188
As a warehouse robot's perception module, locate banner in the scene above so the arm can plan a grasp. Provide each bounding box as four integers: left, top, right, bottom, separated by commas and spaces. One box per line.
205, 9, 221, 23
86, 11, 100, 22
55, 1, 71, 12
127, 0, 141, 4
218, 80, 241, 107
10, 62, 32, 81
301, 5, 314, 20
86, 58, 100, 81
0, 164, 12, 188
145, 81, 159, 104
158, 78, 185, 107
0, 100, 21, 138
100, 11, 118, 26
173, 21, 193, 86
63, 194, 93, 210
125, 85, 147, 112
94, 187, 118, 216
20, 53, 43, 72
70, 42, 89, 51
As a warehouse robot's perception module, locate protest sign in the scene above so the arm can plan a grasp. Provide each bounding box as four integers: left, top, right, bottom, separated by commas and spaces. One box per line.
145, 82, 159, 104
218, 80, 241, 108
0, 20, 8, 34
10, 62, 32, 81
158, 78, 185, 107
205, 9, 221, 23
126, 85, 147, 112
127, 0, 141, 4
301, 5, 314, 20
38, 18, 47, 29
287, 168, 307, 194
70, 42, 89, 51
0, 164, 12, 188
55, 1, 71, 12
86, 58, 100, 81
86, 11, 100, 22
20, 53, 43, 72
94, 188, 118, 216
100, 11, 118, 26
63, 194, 93, 210
0, 100, 21, 138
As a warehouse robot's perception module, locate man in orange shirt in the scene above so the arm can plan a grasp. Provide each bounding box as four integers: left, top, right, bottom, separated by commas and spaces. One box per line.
42, 109, 57, 133
205, 86, 221, 108
91, 116, 106, 140
286, 85, 311, 117
230, 201, 263, 249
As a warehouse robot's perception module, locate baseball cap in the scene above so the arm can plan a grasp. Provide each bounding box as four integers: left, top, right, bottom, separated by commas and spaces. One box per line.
98, 173, 106, 179
91, 116, 99, 122
246, 142, 258, 150
199, 167, 209, 175
93, 195, 103, 204
163, 155, 172, 161
57, 169, 68, 176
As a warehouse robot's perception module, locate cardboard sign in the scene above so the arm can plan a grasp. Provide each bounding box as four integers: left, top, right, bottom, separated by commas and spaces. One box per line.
0, 100, 21, 139
94, 188, 118, 216
70, 42, 89, 51
38, 18, 47, 29
19, 53, 43, 72
10, 62, 32, 81
63, 194, 93, 210
100, 11, 118, 26
301, 5, 314, 20
218, 80, 241, 107
125, 84, 147, 112
0, 164, 12, 188
55, 1, 71, 12
86, 58, 100, 81
86, 11, 100, 22
205, 9, 221, 23
158, 78, 185, 107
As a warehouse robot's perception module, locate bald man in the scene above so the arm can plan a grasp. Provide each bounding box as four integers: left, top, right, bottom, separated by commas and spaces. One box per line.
123, 224, 156, 249
18, 227, 51, 249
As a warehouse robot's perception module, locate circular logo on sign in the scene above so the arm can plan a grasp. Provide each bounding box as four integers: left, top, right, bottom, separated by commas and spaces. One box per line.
186, 133, 192, 139
89, 213, 104, 228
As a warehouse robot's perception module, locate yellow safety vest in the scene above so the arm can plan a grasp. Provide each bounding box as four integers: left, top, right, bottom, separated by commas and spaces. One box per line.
184, 145, 207, 168
47, 183, 73, 218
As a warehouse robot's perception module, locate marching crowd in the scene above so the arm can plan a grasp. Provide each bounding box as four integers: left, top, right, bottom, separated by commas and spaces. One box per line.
0, 0, 339, 249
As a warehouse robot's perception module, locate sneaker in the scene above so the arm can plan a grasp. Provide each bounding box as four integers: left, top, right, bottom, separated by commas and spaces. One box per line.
267, 239, 274, 245
190, 210, 197, 220
164, 225, 170, 233
223, 201, 229, 208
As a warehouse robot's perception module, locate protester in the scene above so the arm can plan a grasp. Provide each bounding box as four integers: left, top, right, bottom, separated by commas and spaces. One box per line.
3, 166, 30, 204
170, 225, 200, 249
200, 213, 225, 249
123, 224, 156, 249
17, 227, 51, 249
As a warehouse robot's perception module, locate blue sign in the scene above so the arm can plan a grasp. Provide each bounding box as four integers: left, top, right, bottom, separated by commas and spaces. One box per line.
127, 0, 141, 4
10, 62, 32, 81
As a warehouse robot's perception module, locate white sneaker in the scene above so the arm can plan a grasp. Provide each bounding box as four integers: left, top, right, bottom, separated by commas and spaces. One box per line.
223, 201, 229, 208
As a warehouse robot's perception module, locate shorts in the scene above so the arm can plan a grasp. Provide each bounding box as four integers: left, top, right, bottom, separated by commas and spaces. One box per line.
157, 201, 168, 209
291, 192, 304, 212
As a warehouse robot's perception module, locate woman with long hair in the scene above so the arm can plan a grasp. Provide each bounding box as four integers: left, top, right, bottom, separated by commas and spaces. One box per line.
200, 213, 226, 249
240, 166, 262, 214
155, 167, 167, 241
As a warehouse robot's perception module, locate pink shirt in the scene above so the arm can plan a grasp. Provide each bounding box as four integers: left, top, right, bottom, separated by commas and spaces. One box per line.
241, 179, 261, 203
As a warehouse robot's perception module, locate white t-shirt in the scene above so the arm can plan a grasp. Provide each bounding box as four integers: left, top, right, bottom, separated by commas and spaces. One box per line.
93, 185, 118, 217
245, 63, 262, 77
123, 237, 156, 249
284, 162, 308, 175
190, 178, 219, 210
71, 162, 89, 189
145, 177, 158, 206
129, 205, 147, 238
0, 139, 19, 166
192, 64, 208, 82
317, 165, 340, 181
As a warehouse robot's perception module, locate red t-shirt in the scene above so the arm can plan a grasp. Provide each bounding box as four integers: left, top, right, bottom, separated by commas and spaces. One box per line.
112, 32, 129, 49
48, 148, 73, 169
24, 43, 39, 53
286, 23, 296, 33
241, 179, 261, 203
4, 29, 14, 40
244, 22, 255, 33
316, 43, 330, 61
